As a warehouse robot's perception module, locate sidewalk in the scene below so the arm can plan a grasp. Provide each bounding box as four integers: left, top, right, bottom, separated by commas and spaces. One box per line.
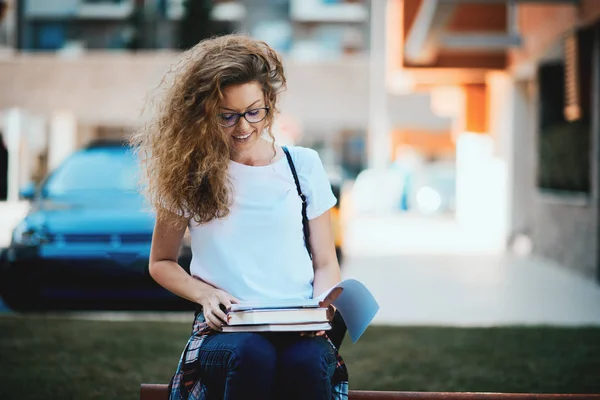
342, 214, 600, 327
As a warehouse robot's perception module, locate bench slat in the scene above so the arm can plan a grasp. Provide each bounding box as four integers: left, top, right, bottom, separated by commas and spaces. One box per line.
140, 383, 600, 400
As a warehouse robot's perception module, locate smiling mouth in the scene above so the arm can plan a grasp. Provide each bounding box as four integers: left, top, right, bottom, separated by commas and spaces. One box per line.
232, 132, 253, 142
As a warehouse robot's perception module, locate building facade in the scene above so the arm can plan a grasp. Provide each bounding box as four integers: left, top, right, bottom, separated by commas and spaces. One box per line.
390, 0, 600, 282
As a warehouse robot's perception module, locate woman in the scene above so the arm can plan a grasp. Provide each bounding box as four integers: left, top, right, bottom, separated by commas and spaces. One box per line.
131, 34, 348, 399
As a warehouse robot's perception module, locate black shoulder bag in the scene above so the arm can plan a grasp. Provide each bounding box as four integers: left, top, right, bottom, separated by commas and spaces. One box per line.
282, 146, 347, 350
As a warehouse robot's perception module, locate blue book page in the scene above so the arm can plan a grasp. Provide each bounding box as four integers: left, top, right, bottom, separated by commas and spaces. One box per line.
319, 279, 380, 343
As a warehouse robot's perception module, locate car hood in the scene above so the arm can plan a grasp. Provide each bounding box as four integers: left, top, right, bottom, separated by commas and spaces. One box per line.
27, 195, 155, 234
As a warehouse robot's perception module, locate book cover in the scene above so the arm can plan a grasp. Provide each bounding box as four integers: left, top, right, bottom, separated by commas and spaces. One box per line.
226, 307, 331, 326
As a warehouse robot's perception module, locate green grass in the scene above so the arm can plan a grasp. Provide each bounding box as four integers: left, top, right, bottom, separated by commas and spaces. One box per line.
0, 315, 599, 400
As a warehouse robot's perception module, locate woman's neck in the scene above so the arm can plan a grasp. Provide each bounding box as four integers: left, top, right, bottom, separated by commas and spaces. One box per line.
231, 139, 278, 166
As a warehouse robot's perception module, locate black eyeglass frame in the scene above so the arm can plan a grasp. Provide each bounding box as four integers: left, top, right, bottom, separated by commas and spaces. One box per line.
217, 107, 270, 127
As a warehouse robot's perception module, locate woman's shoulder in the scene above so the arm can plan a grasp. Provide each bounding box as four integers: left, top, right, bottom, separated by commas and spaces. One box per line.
285, 145, 320, 167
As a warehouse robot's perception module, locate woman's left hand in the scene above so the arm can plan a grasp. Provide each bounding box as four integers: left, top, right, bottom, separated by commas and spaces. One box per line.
300, 303, 335, 337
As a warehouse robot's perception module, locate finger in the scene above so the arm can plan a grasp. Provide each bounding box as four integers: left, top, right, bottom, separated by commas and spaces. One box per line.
203, 313, 220, 331
206, 320, 220, 331
216, 293, 233, 310
323, 305, 336, 320
319, 287, 343, 308
213, 306, 229, 324
204, 307, 223, 326
205, 312, 223, 331
210, 295, 227, 322
315, 331, 326, 336
219, 293, 240, 307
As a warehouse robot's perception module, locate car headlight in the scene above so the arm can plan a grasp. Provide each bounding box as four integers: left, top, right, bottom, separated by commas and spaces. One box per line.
12, 221, 48, 247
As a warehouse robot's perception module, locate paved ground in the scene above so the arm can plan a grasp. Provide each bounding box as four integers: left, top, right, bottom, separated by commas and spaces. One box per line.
342, 214, 600, 326
343, 253, 600, 326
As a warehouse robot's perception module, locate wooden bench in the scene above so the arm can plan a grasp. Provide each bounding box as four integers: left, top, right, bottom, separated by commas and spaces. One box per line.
140, 384, 600, 399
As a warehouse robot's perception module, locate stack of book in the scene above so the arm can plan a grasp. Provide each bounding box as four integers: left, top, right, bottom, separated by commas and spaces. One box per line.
222, 299, 333, 333
220, 278, 380, 343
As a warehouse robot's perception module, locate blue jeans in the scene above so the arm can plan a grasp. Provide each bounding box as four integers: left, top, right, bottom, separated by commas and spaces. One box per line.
196, 332, 338, 400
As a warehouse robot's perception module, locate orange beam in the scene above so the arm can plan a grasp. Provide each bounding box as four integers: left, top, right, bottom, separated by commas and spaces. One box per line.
464, 84, 488, 133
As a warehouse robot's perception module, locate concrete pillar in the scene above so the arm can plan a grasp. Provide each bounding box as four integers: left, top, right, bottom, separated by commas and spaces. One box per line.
454, 80, 506, 250
2, 108, 23, 202
0, 0, 18, 49
455, 133, 497, 227
367, 0, 390, 170
27, 115, 48, 182
510, 82, 535, 240
1, 109, 50, 200
486, 72, 536, 247
486, 72, 514, 245
48, 111, 77, 172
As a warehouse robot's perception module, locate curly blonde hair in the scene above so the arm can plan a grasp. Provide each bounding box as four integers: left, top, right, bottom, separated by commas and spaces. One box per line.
131, 34, 286, 225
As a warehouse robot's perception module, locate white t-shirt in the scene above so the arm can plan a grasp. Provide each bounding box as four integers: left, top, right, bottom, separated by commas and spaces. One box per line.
187, 146, 337, 302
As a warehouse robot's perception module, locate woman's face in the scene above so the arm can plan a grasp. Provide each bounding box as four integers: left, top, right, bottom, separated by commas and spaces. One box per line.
219, 81, 268, 152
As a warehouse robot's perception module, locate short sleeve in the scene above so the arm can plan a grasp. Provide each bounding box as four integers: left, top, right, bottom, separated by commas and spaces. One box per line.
296, 148, 337, 220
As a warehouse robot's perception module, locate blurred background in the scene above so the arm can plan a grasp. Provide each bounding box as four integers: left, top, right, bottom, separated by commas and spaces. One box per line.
0, 0, 600, 322
2, 1, 600, 398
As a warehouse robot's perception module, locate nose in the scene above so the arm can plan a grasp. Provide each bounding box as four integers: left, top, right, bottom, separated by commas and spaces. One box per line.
236, 116, 252, 132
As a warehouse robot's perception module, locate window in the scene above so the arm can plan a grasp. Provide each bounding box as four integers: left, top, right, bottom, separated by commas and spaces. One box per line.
82, 0, 126, 3
35, 23, 66, 50
536, 26, 594, 194
44, 149, 139, 197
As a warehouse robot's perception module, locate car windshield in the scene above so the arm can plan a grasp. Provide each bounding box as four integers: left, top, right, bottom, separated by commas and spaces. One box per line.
43, 148, 140, 198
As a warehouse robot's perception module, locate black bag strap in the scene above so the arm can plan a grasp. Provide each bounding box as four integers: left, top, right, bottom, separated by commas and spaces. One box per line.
282, 146, 346, 349
282, 146, 312, 260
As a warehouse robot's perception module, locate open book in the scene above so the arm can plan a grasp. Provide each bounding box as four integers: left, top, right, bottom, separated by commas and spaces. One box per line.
229, 278, 379, 343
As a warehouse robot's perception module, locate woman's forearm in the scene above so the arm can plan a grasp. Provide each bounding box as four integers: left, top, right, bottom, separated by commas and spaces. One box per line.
312, 264, 341, 299
149, 260, 212, 304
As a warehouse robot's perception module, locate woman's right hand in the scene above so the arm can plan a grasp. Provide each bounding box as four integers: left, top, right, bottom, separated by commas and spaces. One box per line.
198, 287, 240, 331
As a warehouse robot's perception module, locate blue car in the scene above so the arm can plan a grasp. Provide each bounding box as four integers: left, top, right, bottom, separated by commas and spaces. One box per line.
0, 140, 192, 311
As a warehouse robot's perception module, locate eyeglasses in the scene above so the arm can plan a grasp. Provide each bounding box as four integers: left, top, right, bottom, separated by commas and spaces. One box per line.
217, 107, 270, 127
